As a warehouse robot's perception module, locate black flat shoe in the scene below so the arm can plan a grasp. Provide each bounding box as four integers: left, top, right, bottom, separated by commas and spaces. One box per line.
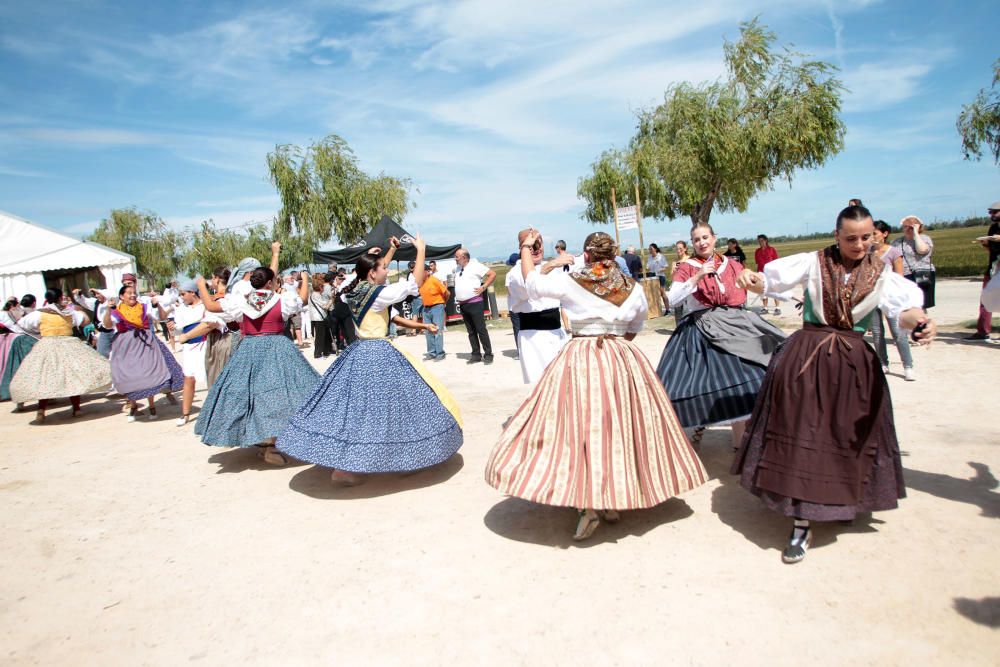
781, 525, 812, 564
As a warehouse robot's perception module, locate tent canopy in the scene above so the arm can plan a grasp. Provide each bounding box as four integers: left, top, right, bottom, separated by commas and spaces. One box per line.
0, 210, 136, 298
313, 215, 461, 265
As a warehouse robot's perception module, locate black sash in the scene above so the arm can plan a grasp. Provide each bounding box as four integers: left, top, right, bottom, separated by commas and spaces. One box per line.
518, 308, 562, 331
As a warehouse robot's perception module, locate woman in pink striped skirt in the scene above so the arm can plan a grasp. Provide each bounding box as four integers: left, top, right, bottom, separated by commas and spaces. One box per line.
485, 230, 709, 540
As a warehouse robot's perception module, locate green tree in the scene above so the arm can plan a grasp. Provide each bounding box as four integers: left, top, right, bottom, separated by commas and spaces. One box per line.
579, 19, 846, 227
267, 135, 412, 263
180, 220, 275, 278
86, 207, 181, 288
957, 58, 1000, 166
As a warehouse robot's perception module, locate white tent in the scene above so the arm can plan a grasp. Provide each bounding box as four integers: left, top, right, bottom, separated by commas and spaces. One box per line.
0, 210, 136, 299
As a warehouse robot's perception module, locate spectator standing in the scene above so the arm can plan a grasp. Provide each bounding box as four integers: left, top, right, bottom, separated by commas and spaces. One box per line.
307, 274, 334, 358
892, 215, 935, 310
329, 274, 356, 353
405, 261, 423, 337
754, 235, 780, 315
623, 246, 642, 279
420, 260, 450, 360
505, 253, 521, 342
869, 220, 916, 380
647, 243, 669, 313
967, 200, 1000, 341
453, 248, 496, 364
282, 273, 306, 347
723, 238, 747, 264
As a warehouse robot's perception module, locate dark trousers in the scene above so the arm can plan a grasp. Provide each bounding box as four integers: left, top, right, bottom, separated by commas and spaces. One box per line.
460, 299, 492, 358
312, 320, 333, 358
510, 311, 521, 339
330, 312, 356, 350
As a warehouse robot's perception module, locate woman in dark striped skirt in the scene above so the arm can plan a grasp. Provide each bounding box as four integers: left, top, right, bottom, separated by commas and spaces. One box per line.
656, 223, 786, 449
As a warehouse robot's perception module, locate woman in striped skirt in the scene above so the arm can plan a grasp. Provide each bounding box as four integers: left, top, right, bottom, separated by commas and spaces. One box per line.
485, 230, 708, 541
656, 223, 786, 449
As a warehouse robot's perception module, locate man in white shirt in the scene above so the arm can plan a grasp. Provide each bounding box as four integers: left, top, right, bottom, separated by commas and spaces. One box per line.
507, 230, 570, 383
453, 247, 496, 364
73, 288, 114, 357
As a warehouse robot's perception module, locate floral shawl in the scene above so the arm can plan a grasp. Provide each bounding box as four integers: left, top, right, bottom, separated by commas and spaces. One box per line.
569, 260, 635, 306
345, 281, 385, 325
818, 245, 882, 330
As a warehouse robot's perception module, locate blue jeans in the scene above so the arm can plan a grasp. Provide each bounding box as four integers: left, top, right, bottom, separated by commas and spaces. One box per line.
424, 303, 445, 357
870, 308, 913, 369
411, 296, 424, 321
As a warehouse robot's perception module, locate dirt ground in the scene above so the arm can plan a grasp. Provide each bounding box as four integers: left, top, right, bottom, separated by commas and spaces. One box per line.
1, 279, 997, 665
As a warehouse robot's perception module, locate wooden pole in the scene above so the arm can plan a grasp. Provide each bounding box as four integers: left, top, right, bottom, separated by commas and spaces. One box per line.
635, 182, 646, 278
611, 186, 620, 247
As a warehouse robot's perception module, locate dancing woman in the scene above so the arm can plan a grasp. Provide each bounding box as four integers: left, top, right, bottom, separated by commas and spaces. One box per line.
9, 288, 111, 422
0, 298, 39, 407
103, 285, 185, 422
277, 237, 463, 485
485, 231, 708, 541
655, 223, 785, 448
732, 205, 934, 564
194, 255, 320, 466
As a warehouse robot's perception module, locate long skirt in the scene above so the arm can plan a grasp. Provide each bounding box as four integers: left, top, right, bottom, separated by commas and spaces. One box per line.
278, 338, 463, 472
656, 309, 780, 428
731, 324, 905, 521
1, 334, 38, 401
485, 336, 708, 511
110, 329, 184, 401
195, 334, 320, 447
204, 330, 240, 387
9, 336, 111, 403
0, 333, 15, 378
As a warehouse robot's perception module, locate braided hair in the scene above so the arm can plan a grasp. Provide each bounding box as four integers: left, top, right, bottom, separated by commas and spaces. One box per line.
583, 231, 618, 263
340, 254, 380, 297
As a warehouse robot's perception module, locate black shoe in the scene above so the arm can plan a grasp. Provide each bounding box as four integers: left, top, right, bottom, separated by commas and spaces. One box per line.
965, 333, 990, 341
483, 355, 494, 365
467, 356, 482, 364
781, 524, 811, 564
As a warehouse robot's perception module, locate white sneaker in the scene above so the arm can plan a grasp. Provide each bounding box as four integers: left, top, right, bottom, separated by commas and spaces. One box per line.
903, 367, 916, 382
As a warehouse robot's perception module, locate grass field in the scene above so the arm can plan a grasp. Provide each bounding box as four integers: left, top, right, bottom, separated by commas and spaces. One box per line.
486, 225, 991, 295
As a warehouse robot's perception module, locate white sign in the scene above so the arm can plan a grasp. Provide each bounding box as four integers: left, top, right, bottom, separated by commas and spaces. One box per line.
616, 205, 638, 231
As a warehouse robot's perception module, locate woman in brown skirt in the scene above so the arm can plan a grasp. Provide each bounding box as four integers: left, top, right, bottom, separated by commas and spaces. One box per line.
485, 230, 708, 541
733, 205, 936, 563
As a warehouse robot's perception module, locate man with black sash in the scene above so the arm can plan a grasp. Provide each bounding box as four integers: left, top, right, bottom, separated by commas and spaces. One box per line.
505, 228, 569, 383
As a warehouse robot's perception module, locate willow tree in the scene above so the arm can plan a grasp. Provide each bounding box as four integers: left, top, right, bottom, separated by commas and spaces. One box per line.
579, 19, 846, 227
957, 58, 1000, 166
267, 135, 411, 263
180, 219, 274, 278
86, 207, 181, 288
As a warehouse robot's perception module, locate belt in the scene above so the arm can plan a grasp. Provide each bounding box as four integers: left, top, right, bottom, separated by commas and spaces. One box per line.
571, 333, 619, 348
518, 308, 561, 331
96, 326, 113, 333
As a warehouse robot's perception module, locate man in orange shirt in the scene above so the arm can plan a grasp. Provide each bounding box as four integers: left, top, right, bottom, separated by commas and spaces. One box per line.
419, 260, 450, 360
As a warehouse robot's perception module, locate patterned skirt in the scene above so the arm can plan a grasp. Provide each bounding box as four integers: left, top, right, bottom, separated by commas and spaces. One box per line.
9, 336, 111, 403
195, 334, 321, 447
1, 334, 38, 401
278, 338, 463, 472
655, 312, 769, 428
110, 329, 184, 400
485, 336, 708, 511
731, 324, 905, 521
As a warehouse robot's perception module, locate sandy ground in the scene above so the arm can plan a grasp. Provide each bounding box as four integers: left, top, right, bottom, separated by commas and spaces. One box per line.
1, 279, 997, 665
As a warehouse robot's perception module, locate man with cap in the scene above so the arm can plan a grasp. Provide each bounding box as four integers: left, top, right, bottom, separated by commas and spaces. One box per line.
968, 200, 1000, 341
159, 280, 209, 426
505, 228, 570, 383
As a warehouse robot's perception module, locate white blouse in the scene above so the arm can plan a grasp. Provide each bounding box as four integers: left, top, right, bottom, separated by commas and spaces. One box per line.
0, 310, 27, 335
219, 289, 303, 323
506, 262, 561, 314
761, 252, 924, 320
19, 309, 87, 333
525, 269, 647, 335
370, 281, 418, 313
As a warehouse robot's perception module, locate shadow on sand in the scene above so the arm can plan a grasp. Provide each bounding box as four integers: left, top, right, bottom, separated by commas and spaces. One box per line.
483, 496, 694, 549
207, 446, 310, 474
904, 462, 1000, 518
953, 596, 1000, 628
287, 453, 464, 499
701, 428, 885, 556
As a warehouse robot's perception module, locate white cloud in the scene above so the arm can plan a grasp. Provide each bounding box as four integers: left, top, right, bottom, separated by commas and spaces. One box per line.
842, 62, 934, 112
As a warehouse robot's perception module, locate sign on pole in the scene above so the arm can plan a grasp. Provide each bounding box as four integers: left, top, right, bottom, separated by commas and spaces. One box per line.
616, 205, 638, 231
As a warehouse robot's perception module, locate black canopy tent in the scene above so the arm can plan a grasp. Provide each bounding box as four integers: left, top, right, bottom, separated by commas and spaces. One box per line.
312, 215, 461, 265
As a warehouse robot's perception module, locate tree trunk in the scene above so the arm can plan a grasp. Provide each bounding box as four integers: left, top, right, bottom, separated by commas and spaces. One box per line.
690, 180, 723, 226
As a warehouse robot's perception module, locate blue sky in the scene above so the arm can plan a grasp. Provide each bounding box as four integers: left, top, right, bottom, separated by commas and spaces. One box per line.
1, 0, 997, 259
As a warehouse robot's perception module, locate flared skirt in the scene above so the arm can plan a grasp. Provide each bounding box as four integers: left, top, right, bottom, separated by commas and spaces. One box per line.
9, 336, 111, 402
1, 334, 38, 401
195, 334, 321, 447
486, 336, 708, 511
277, 338, 463, 472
